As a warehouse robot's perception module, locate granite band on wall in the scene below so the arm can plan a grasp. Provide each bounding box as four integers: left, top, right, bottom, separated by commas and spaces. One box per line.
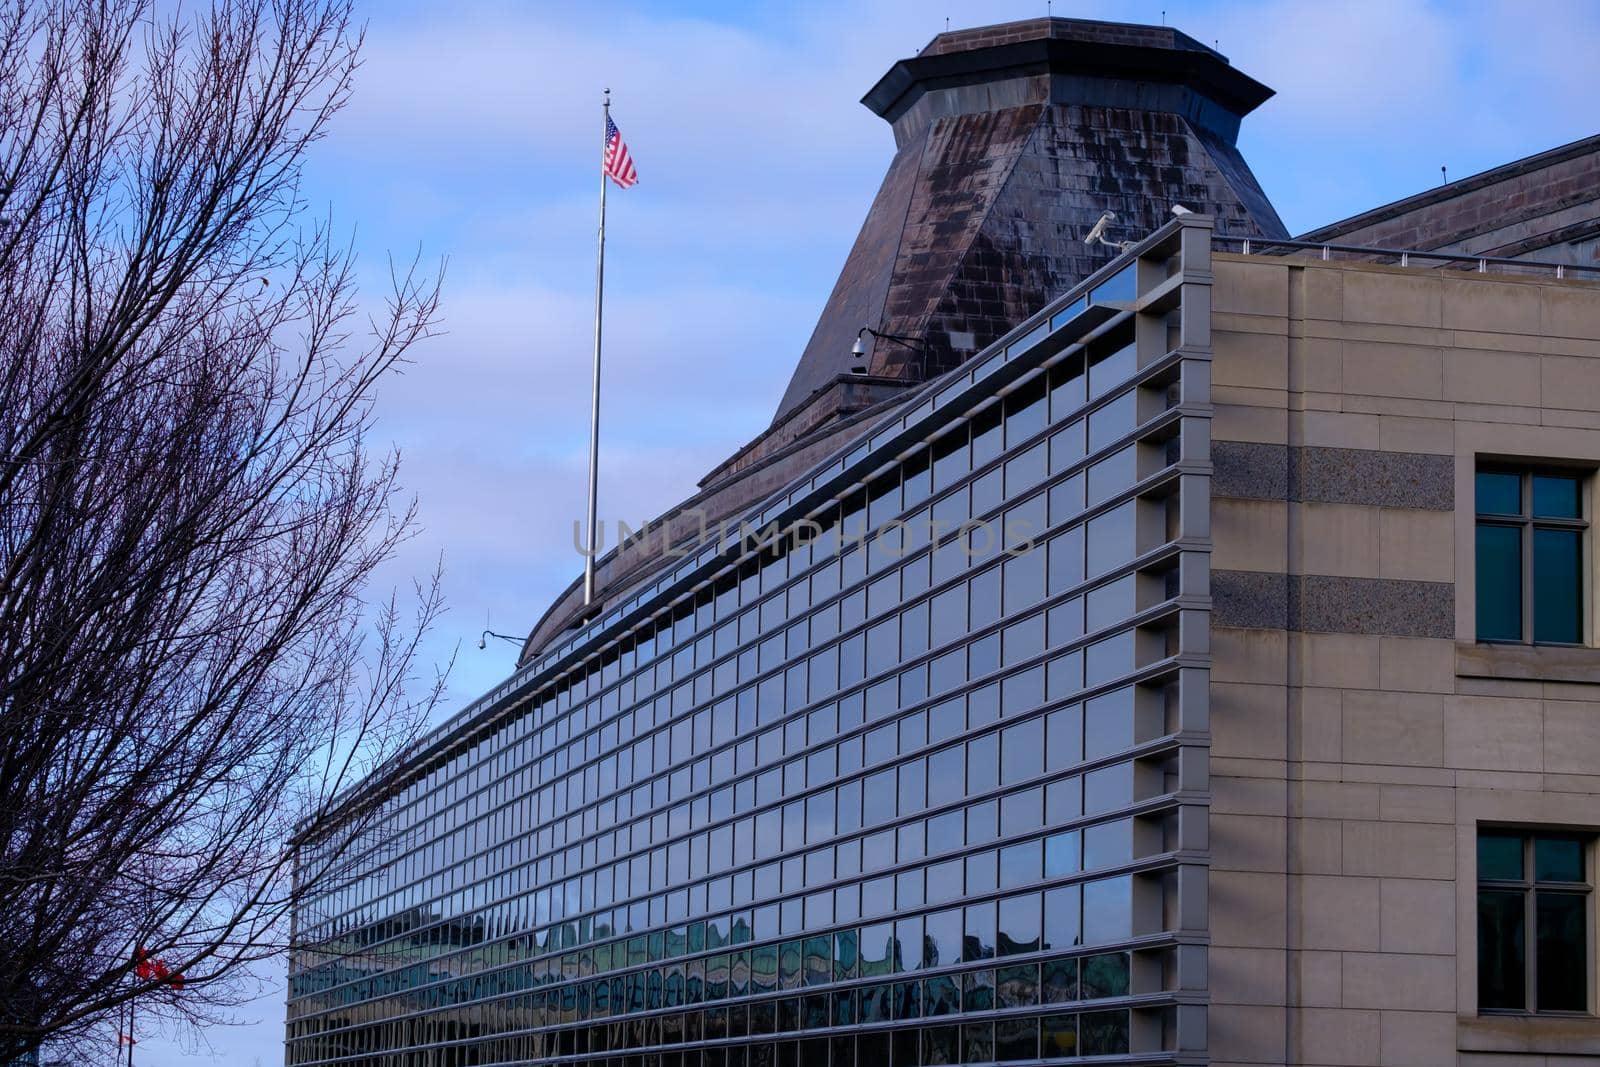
1213, 569, 1454, 638
1213, 441, 1453, 510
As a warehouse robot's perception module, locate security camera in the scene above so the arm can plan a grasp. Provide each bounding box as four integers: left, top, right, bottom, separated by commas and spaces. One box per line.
1084, 211, 1115, 245
1171, 204, 1194, 216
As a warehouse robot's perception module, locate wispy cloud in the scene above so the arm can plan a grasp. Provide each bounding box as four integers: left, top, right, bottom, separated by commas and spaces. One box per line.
136, 1, 1598, 1060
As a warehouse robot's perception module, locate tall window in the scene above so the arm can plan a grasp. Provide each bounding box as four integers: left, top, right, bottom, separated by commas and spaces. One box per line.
1476, 467, 1586, 644
1478, 829, 1591, 1013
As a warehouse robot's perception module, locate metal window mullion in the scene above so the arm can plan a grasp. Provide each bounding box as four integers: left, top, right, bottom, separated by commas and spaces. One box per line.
1526, 836, 1540, 1012
1523, 512, 1536, 645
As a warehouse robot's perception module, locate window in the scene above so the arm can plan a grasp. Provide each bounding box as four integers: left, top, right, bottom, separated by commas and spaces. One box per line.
1478, 829, 1591, 1013
1476, 467, 1586, 644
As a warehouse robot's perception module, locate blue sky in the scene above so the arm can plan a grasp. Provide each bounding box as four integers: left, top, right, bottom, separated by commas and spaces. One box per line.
132, 0, 1599, 1061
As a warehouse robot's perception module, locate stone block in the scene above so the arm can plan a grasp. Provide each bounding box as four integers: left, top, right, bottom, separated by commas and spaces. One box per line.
1378, 784, 1455, 824
1213, 870, 1289, 949
1297, 409, 1381, 450
1215, 259, 1290, 318
1341, 268, 1442, 329
1541, 353, 1600, 412
1377, 508, 1454, 583
1297, 502, 1380, 578
1379, 878, 1455, 956
1343, 341, 1443, 401
1445, 694, 1544, 772
1215, 329, 1289, 390
1341, 690, 1444, 767
1442, 347, 1542, 406
1377, 637, 1455, 694
1210, 946, 1287, 1005
1341, 821, 1455, 880
1443, 277, 1543, 335
1214, 626, 1288, 685
1297, 780, 1380, 821
1295, 686, 1343, 762
1214, 498, 1288, 571
1213, 682, 1288, 761
1290, 949, 1343, 1007
1340, 952, 1454, 1012
1378, 1009, 1457, 1067
1294, 874, 1380, 951
1294, 818, 1343, 875
1543, 700, 1600, 776
1293, 1006, 1381, 1065
1298, 633, 1381, 690
1543, 283, 1600, 339
1377, 415, 1453, 455
1210, 1003, 1288, 1064
1213, 813, 1287, 873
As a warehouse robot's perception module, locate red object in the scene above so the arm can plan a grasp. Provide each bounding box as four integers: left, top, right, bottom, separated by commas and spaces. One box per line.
117, 1032, 136, 1046
132, 946, 182, 989
603, 115, 638, 189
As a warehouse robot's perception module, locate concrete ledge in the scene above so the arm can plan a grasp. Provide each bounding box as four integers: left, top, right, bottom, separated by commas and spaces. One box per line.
1456, 641, 1600, 685
1458, 1014, 1600, 1056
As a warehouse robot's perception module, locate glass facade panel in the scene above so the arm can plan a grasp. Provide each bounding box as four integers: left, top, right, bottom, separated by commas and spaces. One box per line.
286, 241, 1205, 1066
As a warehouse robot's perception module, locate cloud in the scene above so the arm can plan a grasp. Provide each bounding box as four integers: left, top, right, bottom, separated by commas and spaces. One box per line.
140, 2, 1600, 1061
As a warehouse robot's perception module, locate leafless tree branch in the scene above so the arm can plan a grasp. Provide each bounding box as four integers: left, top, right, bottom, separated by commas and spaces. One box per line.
0, 0, 447, 1057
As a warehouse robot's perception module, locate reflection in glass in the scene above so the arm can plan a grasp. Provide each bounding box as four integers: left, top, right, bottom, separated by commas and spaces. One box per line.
1532, 474, 1580, 518
1475, 524, 1521, 641
998, 892, 1041, 955
1478, 833, 1523, 881
1535, 837, 1584, 882
1476, 471, 1521, 516
1478, 886, 1527, 1011
1533, 528, 1581, 643
1080, 1010, 1130, 1055
1537, 892, 1586, 1011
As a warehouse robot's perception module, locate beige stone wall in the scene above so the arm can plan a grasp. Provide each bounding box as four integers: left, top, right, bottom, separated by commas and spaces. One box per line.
1206, 253, 1600, 1066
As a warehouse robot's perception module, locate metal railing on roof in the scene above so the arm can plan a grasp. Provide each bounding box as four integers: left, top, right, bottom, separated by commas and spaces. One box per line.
1214, 234, 1600, 281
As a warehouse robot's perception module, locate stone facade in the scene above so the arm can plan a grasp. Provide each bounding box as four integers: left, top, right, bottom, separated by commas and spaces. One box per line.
1206, 252, 1600, 1066
1299, 135, 1600, 267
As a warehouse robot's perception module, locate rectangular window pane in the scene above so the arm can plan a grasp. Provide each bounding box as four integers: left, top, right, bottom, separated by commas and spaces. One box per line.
1478, 833, 1525, 881
1535, 837, 1585, 883
1533, 474, 1581, 519
1536, 892, 1587, 1011
1477, 471, 1522, 516
1533, 528, 1582, 643
1476, 524, 1522, 641
1477, 889, 1526, 1011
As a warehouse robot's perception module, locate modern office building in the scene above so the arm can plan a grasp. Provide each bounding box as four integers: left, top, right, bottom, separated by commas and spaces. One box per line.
285, 17, 1600, 1067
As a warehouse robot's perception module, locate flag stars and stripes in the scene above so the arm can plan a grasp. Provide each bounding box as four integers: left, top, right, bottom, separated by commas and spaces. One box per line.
603, 115, 638, 189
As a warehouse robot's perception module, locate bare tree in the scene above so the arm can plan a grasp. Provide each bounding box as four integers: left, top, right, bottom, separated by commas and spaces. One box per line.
0, 0, 447, 1057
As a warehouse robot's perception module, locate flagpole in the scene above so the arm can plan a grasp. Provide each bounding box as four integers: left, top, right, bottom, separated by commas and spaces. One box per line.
583, 90, 609, 608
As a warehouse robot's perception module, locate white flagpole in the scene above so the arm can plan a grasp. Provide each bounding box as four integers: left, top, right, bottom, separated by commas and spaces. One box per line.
583, 90, 609, 608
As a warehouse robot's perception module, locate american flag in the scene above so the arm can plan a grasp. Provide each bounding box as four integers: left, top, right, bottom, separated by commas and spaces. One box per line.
602, 115, 638, 189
